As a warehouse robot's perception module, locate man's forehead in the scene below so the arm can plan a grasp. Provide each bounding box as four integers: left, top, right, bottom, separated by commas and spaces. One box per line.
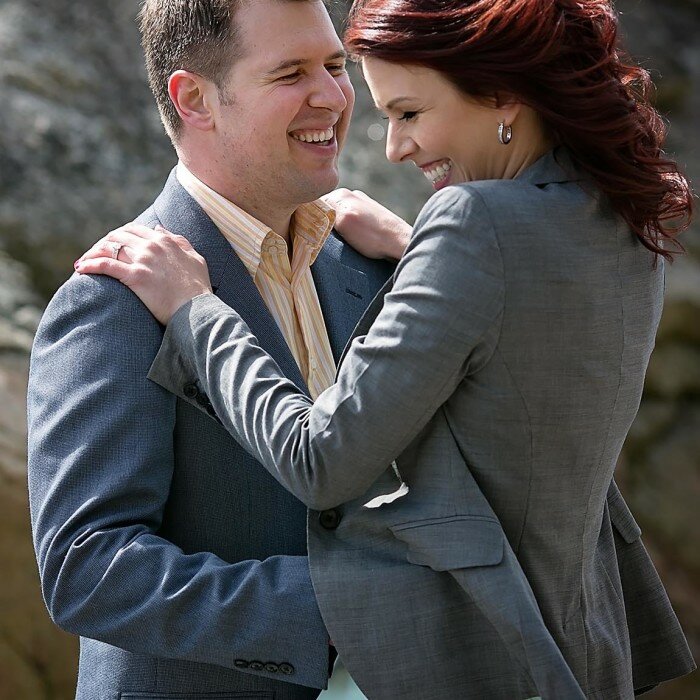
234, 0, 342, 69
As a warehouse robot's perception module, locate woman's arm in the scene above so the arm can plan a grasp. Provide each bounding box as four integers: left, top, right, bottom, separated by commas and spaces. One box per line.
149, 186, 505, 510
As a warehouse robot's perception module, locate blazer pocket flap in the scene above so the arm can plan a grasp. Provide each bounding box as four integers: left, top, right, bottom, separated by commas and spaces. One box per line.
608, 488, 642, 543
391, 516, 504, 571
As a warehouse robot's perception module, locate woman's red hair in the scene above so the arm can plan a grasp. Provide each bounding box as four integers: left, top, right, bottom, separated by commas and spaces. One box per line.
345, 0, 693, 259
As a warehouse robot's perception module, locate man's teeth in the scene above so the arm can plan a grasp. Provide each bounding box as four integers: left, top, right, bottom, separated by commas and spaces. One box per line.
292, 127, 334, 143
423, 161, 452, 183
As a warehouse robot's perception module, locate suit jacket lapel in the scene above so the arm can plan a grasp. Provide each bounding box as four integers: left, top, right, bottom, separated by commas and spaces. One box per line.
336, 275, 394, 373
311, 232, 372, 364
153, 169, 309, 394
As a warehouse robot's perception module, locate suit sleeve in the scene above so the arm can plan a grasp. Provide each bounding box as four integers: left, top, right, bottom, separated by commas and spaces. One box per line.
27, 271, 330, 688
150, 186, 505, 510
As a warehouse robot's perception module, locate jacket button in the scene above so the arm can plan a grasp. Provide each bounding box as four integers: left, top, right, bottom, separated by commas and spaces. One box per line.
183, 382, 199, 399
249, 660, 265, 671
265, 662, 279, 673
234, 659, 249, 668
319, 509, 341, 530
278, 662, 295, 675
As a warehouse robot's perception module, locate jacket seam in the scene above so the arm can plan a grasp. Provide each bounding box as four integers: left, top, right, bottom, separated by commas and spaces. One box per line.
470, 189, 533, 554
578, 215, 626, 689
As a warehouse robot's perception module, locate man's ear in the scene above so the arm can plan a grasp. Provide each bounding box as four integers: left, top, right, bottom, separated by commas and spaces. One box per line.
168, 70, 217, 132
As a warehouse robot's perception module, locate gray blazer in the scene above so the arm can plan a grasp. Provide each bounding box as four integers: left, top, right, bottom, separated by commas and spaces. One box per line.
27, 171, 393, 699
150, 149, 695, 699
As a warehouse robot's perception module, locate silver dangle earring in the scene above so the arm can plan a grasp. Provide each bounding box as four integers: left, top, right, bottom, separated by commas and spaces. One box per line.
498, 121, 512, 145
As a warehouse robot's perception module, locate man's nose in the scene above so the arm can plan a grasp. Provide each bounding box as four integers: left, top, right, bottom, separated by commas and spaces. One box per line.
308, 70, 348, 114
385, 123, 414, 164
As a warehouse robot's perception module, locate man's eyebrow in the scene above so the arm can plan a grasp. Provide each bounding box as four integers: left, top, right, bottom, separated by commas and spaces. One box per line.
264, 50, 347, 76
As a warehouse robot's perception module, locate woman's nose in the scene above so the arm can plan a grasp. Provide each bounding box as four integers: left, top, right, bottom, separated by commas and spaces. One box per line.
385, 123, 414, 164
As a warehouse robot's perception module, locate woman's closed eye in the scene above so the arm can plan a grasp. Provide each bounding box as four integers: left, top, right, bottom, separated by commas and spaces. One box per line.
380, 110, 420, 123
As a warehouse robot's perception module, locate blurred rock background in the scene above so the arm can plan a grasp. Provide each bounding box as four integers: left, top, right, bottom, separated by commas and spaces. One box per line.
0, 0, 696, 696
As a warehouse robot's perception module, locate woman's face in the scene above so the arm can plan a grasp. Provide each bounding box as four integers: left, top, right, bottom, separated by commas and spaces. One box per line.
362, 57, 517, 189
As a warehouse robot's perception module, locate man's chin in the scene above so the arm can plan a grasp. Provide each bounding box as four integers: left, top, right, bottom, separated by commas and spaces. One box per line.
297, 170, 340, 203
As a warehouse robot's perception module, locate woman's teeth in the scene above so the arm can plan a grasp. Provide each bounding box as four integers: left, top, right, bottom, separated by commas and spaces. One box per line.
423, 160, 452, 184
292, 127, 334, 144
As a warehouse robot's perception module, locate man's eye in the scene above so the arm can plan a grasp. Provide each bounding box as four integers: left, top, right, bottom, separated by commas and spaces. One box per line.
326, 64, 346, 74
399, 111, 418, 122
278, 72, 301, 81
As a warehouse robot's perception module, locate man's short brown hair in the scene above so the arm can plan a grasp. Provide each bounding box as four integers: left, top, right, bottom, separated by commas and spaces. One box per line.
139, 0, 321, 142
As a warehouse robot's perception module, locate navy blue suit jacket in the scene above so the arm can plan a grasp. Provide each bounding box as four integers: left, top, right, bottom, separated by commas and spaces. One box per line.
27, 171, 393, 699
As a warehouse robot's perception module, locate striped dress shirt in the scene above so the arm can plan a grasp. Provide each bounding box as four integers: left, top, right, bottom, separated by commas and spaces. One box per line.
176, 163, 336, 399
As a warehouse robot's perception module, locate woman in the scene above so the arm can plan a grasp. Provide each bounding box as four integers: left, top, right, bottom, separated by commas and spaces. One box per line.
76, 0, 695, 697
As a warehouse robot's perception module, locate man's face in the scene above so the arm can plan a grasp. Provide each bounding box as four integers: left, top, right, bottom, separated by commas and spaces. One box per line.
211, 0, 354, 212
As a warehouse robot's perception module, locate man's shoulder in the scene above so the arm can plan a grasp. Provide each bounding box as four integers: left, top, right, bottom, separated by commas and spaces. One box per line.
42, 197, 164, 320
38, 251, 163, 356
37, 274, 162, 357
134, 203, 160, 228
322, 230, 395, 282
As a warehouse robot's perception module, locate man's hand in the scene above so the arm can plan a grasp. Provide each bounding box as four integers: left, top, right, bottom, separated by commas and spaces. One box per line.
74, 223, 213, 325
323, 189, 411, 261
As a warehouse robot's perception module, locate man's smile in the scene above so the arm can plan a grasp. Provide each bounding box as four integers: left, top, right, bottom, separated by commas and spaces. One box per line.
290, 126, 334, 144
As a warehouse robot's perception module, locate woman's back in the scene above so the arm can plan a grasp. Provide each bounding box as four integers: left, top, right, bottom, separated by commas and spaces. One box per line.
443, 147, 665, 688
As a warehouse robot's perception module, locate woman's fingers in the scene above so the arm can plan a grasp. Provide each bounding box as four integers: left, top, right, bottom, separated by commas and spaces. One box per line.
73, 256, 136, 282
78, 231, 143, 265
321, 187, 353, 210
320, 188, 410, 260
110, 222, 162, 239
74, 221, 212, 325
352, 189, 372, 202
78, 224, 194, 267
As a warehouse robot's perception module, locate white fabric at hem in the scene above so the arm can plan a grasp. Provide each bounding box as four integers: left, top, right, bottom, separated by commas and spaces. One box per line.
318, 656, 368, 699
318, 656, 542, 700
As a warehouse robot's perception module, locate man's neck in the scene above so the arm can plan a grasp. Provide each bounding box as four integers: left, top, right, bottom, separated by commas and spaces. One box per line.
179, 157, 294, 243
232, 198, 294, 244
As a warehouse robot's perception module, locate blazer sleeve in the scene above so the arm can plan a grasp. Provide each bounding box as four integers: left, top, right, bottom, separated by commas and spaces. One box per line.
149, 185, 505, 510
27, 271, 330, 688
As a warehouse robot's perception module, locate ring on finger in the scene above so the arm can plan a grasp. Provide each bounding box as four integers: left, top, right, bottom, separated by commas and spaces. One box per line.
110, 242, 123, 260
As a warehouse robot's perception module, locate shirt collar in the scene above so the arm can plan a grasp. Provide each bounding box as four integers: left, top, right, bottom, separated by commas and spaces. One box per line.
176, 162, 335, 275
292, 198, 335, 265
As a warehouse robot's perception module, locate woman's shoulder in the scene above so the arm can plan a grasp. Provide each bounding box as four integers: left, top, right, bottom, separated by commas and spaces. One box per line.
406, 184, 505, 279
417, 180, 604, 255
415, 148, 596, 233
413, 180, 538, 244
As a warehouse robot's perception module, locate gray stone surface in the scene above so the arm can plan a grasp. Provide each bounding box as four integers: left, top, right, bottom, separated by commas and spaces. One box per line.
0, 0, 174, 298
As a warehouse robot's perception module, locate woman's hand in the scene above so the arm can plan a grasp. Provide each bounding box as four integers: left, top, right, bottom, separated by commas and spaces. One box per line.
323, 188, 412, 261
74, 223, 213, 325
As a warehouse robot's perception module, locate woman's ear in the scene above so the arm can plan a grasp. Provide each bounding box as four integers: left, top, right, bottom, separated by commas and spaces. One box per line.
168, 70, 216, 132
493, 93, 523, 128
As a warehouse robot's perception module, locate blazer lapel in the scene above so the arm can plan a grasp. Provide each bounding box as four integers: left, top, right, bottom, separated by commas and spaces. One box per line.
336, 275, 394, 373
312, 232, 372, 364
153, 169, 309, 394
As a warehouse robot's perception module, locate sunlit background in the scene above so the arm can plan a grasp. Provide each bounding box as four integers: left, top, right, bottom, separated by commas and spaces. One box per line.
0, 0, 697, 697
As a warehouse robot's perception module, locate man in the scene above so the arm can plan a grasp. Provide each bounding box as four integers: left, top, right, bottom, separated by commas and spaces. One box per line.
27, 1, 393, 697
